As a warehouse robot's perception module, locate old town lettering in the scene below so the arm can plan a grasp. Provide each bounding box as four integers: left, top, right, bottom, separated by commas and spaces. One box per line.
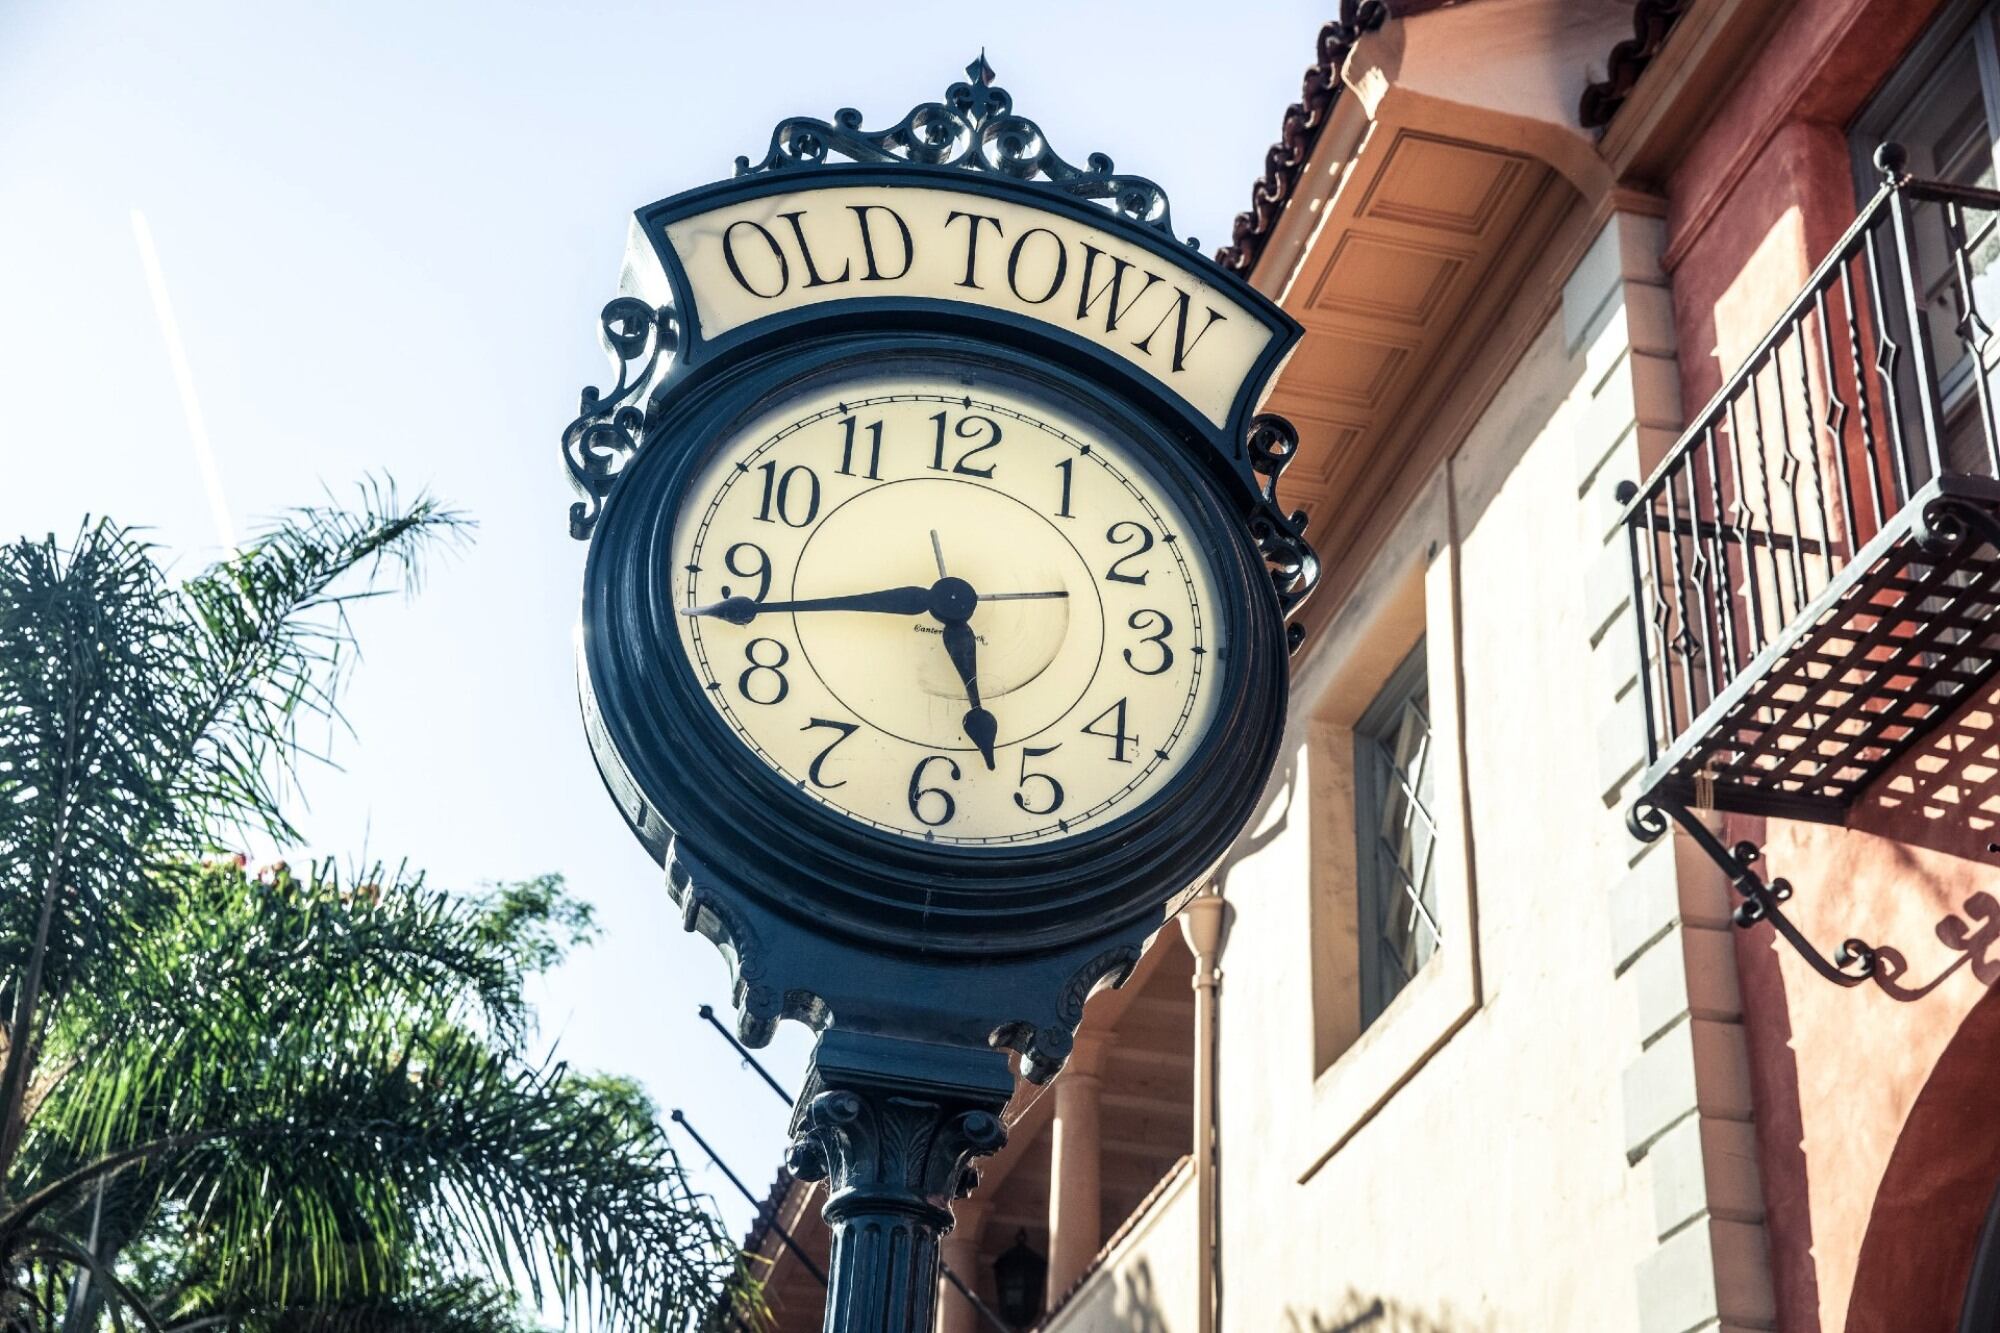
652, 184, 1273, 428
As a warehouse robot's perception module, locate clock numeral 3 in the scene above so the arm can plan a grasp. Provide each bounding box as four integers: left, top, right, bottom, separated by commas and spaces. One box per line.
754, 461, 821, 527
929, 412, 1001, 478
1081, 696, 1139, 763
836, 417, 883, 480
1012, 744, 1066, 815
737, 638, 790, 705
801, 717, 860, 788
723, 541, 773, 603
1104, 521, 1154, 585
908, 754, 962, 826
1123, 609, 1175, 676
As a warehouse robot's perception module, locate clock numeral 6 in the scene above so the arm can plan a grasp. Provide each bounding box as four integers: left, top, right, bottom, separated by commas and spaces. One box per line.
1104, 521, 1154, 585
1123, 609, 1174, 676
723, 541, 773, 602
908, 754, 962, 826
737, 638, 790, 705
929, 412, 1001, 478
1012, 744, 1065, 816
1081, 696, 1139, 763
801, 717, 860, 788
754, 461, 820, 527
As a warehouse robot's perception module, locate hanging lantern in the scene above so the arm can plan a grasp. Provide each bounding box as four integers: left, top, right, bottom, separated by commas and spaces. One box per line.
992, 1229, 1048, 1328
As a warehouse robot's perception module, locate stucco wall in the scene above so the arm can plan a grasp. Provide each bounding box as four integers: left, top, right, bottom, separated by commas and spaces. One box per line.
1660, 1, 2000, 1329
1204, 260, 1657, 1333
1040, 1165, 1197, 1333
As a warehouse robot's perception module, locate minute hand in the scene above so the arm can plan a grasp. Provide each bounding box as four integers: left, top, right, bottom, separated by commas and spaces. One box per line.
680, 586, 932, 625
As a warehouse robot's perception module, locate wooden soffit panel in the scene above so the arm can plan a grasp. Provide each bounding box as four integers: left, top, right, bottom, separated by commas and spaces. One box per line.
1262, 116, 1556, 549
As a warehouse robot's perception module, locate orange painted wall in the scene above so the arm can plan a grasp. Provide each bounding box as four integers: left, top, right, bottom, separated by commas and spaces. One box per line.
1660, 1, 2000, 1330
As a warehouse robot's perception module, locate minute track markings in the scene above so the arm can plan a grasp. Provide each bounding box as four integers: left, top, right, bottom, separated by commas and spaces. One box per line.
677, 388, 1211, 846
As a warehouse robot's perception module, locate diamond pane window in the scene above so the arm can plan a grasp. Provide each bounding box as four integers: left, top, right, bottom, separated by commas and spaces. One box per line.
1356, 641, 1440, 1028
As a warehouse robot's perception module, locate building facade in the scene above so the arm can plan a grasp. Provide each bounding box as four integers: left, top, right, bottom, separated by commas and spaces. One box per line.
738, 2, 2000, 1329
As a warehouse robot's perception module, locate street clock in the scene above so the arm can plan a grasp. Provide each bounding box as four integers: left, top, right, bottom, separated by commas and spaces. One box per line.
561, 57, 1317, 1332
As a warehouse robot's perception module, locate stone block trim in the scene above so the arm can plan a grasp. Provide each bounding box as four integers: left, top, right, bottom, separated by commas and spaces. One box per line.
1577, 209, 1779, 1333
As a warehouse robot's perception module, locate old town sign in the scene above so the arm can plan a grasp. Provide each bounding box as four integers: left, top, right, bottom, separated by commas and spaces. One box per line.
560, 56, 1317, 1327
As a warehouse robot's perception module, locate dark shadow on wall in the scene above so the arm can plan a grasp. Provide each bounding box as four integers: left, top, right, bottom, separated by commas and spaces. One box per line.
1852, 683, 2000, 865
1841, 683, 2000, 998
1283, 1291, 1496, 1333
1724, 846, 1828, 1333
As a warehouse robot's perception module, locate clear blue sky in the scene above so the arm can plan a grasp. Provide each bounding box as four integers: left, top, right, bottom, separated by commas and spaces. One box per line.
0, 0, 1323, 1270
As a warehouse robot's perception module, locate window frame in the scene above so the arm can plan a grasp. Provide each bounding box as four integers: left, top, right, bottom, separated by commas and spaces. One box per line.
1354, 639, 1440, 1029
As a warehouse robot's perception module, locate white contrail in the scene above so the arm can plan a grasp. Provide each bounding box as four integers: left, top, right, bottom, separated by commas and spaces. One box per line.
131, 209, 235, 549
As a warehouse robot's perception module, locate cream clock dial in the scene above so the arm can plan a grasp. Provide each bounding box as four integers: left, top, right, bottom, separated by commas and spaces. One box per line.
668, 375, 1224, 845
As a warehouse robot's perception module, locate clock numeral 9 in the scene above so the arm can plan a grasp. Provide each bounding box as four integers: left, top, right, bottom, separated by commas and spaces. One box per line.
1123, 609, 1174, 676
1082, 696, 1139, 763
908, 754, 962, 826
722, 542, 772, 602
929, 412, 1000, 478
754, 461, 821, 527
1012, 744, 1065, 816
801, 717, 860, 788
737, 638, 790, 705
1104, 521, 1154, 585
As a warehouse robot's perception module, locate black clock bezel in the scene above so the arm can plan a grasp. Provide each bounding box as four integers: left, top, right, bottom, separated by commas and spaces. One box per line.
580, 333, 1288, 959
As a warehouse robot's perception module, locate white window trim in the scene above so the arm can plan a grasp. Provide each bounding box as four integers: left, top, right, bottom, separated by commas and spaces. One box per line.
1284, 469, 1482, 1184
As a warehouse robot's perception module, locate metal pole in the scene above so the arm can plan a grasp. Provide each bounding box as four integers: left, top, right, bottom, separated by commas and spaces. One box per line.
1180, 890, 1224, 1333
693, 1013, 1015, 1332
700, 1004, 797, 1104
670, 1109, 829, 1287
788, 1029, 1013, 1333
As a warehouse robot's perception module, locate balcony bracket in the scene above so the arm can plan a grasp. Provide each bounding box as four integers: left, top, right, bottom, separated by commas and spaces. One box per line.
1629, 794, 1880, 988
1915, 493, 2000, 560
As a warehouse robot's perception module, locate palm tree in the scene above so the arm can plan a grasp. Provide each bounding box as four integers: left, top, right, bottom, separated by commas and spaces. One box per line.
0, 492, 743, 1331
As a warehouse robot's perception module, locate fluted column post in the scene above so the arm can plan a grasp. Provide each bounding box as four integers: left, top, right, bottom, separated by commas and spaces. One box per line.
787, 1030, 1014, 1333
1045, 1029, 1109, 1303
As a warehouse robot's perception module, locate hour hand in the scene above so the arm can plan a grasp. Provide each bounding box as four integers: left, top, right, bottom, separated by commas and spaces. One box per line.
680, 586, 932, 625
942, 620, 998, 770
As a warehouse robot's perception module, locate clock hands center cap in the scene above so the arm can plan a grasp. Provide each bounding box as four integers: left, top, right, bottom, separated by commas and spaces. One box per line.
926, 575, 978, 624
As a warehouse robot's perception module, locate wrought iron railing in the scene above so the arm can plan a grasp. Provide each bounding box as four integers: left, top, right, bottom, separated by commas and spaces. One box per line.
1617, 147, 2000, 823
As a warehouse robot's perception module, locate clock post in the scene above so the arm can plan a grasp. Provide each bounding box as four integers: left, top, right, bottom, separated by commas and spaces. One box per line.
560, 58, 1318, 1333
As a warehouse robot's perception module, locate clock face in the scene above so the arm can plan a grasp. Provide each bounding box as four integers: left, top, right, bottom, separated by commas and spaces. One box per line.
667, 373, 1225, 846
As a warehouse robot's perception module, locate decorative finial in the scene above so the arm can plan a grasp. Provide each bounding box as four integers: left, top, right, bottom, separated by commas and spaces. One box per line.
962, 51, 1003, 124
1875, 141, 1908, 183
732, 55, 1186, 244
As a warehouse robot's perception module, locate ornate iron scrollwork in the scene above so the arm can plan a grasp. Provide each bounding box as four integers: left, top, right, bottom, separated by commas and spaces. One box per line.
1244, 413, 1322, 652
735, 54, 1191, 248
1629, 794, 1879, 987
563, 297, 676, 540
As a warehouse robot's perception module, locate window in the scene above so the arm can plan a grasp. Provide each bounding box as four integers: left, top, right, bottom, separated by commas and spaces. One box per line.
1354, 640, 1440, 1027
1852, 0, 2000, 474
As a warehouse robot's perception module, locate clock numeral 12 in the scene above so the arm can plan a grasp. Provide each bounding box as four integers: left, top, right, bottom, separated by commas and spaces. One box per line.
1054, 458, 1074, 518
929, 412, 1000, 478
836, 417, 883, 480
1082, 697, 1139, 763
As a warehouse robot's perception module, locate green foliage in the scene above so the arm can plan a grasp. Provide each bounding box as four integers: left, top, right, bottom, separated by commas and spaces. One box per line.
0, 491, 747, 1332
